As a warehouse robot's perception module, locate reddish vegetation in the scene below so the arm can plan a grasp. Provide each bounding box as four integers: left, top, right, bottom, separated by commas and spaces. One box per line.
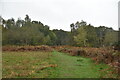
40, 64, 57, 70
2, 45, 53, 52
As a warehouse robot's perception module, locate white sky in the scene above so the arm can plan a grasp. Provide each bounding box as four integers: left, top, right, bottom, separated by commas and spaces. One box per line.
0, 0, 119, 31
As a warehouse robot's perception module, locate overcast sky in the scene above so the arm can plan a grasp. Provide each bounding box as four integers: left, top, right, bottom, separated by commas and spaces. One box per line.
0, 0, 119, 31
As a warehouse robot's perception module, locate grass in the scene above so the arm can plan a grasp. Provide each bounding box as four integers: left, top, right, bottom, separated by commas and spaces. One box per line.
2, 51, 117, 78
51, 51, 116, 78
2, 51, 55, 78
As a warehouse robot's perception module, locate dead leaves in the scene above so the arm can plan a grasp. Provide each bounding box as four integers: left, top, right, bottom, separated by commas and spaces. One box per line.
2, 45, 53, 52
39, 64, 58, 70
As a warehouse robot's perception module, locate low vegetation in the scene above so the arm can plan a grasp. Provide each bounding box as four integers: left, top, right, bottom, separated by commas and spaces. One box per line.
3, 51, 56, 78
2, 50, 118, 78
3, 46, 120, 78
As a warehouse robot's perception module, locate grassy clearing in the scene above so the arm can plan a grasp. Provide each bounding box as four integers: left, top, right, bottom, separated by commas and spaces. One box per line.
2, 51, 117, 78
2, 51, 56, 78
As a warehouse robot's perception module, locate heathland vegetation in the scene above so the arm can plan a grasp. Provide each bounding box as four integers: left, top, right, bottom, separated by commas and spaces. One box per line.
1, 15, 120, 78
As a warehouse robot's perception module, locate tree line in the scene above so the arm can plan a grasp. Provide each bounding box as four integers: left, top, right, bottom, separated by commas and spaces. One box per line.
0, 15, 119, 47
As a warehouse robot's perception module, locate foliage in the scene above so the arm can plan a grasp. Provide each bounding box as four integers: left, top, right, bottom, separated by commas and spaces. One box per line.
71, 21, 118, 47
1, 15, 119, 47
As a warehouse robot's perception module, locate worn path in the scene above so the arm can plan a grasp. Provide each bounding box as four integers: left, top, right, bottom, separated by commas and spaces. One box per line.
50, 51, 113, 78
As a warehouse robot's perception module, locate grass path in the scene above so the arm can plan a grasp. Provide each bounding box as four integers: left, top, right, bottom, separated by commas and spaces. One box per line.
50, 51, 114, 78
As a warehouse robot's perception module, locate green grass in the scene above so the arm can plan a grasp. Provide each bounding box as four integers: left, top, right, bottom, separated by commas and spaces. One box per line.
2, 51, 54, 78
51, 51, 116, 78
2, 51, 117, 78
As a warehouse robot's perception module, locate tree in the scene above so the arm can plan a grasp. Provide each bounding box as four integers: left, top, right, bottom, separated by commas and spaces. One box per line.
5, 18, 15, 29
70, 23, 75, 32
2, 16, 119, 47
53, 29, 70, 45
74, 26, 87, 46
48, 32, 57, 45
16, 18, 24, 27
0, 25, 2, 46
79, 20, 87, 26
74, 24, 98, 47
25, 15, 31, 22
0, 16, 3, 25
104, 31, 118, 46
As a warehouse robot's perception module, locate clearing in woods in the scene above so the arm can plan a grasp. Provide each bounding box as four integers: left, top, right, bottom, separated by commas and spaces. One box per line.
2, 51, 116, 78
